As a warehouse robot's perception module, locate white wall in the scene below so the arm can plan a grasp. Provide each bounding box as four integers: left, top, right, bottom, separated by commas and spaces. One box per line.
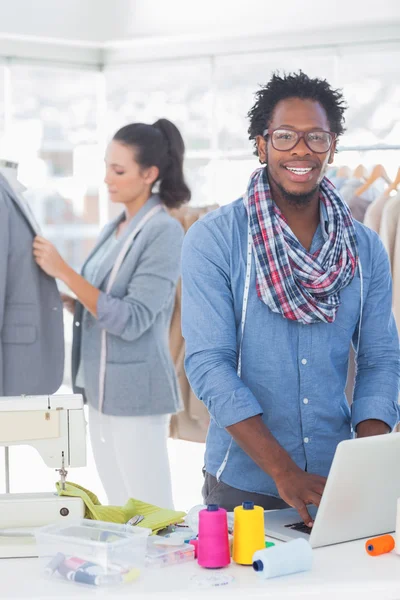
0, 0, 399, 44
0, 0, 117, 43
116, 0, 400, 40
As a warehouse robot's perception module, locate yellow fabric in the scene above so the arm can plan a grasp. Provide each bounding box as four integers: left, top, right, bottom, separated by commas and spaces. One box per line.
56, 481, 186, 534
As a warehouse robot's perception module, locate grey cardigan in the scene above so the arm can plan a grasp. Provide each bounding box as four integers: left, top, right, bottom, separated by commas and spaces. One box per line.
72, 195, 184, 416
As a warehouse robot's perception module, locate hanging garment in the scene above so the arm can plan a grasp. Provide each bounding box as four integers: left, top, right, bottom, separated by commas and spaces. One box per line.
364, 192, 389, 233
340, 177, 382, 223
389, 192, 400, 327
0, 173, 64, 395
168, 205, 216, 442
380, 194, 400, 273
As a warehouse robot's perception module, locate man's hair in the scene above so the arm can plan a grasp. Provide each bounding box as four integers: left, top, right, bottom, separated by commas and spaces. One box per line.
247, 71, 347, 154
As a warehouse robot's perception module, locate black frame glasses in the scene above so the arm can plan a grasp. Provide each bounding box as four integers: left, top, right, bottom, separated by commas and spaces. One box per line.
263, 128, 336, 154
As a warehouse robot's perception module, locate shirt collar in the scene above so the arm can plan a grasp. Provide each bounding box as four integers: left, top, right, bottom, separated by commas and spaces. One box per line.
319, 201, 329, 240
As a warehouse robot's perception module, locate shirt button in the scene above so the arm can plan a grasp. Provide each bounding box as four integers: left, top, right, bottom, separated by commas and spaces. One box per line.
75, 321, 80, 327
304, 437, 309, 443
303, 398, 309, 404
301, 358, 307, 365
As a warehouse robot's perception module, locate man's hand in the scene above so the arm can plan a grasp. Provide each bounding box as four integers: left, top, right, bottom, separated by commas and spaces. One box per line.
275, 467, 327, 527
356, 419, 390, 438
227, 415, 327, 526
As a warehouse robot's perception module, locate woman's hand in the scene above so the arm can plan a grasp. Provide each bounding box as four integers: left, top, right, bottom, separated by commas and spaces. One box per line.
33, 236, 69, 279
60, 293, 76, 314
33, 236, 99, 317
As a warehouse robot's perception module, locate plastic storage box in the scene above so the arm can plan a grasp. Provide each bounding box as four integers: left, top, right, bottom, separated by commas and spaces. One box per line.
146, 535, 195, 568
35, 519, 151, 587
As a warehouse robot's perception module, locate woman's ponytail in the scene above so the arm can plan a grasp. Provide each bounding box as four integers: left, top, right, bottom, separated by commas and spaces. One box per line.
152, 119, 191, 208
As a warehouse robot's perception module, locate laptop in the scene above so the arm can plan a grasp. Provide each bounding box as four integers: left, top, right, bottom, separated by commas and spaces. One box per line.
264, 432, 400, 548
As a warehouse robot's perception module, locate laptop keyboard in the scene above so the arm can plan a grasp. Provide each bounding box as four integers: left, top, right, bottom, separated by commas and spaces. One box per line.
284, 521, 312, 535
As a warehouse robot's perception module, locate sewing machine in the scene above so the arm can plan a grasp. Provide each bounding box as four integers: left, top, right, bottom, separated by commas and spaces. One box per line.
0, 394, 86, 558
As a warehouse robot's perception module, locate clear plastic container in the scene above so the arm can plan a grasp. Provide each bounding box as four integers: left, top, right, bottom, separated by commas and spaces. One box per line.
35, 519, 151, 587
146, 535, 195, 568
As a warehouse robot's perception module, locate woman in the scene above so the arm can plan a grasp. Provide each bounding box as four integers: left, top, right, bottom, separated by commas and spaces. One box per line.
33, 119, 190, 508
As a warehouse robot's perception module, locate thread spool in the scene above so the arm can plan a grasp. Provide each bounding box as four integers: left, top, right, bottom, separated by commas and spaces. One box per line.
232, 501, 265, 565
186, 504, 206, 534
197, 504, 230, 569
365, 534, 395, 556
189, 539, 199, 558
44, 552, 65, 576
252, 538, 313, 579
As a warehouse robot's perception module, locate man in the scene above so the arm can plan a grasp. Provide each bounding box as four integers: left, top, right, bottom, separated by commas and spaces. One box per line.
181, 72, 400, 526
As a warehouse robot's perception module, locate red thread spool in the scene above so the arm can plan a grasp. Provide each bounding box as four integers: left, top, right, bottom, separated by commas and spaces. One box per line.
189, 539, 198, 558
365, 534, 395, 556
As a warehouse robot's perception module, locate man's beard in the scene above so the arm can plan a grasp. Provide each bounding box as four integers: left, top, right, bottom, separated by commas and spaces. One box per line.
266, 165, 322, 207
274, 180, 319, 207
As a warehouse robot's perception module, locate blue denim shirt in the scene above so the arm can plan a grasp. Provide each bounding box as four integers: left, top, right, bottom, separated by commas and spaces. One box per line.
181, 198, 400, 497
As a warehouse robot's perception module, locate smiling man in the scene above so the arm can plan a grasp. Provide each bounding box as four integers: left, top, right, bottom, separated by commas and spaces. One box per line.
181, 72, 400, 525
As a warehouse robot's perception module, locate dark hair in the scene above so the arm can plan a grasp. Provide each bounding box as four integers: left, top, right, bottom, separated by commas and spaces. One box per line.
113, 118, 191, 208
247, 71, 347, 155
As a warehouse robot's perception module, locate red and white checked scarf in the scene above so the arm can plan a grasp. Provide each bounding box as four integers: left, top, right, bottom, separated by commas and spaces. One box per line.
243, 168, 358, 324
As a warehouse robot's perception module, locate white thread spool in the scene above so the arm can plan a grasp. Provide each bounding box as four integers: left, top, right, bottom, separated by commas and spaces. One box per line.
186, 505, 206, 534
252, 539, 313, 579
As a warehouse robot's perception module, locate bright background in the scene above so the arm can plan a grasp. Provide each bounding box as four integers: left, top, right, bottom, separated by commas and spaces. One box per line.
0, 0, 399, 510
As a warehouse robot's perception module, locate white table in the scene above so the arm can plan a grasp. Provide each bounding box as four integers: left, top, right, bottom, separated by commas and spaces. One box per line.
1, 537, 400, 600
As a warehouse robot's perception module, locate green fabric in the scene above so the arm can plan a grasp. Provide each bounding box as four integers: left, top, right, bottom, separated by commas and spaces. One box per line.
56, 481, 186, 534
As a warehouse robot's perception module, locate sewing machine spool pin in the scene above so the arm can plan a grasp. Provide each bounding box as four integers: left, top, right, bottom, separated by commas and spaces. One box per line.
56, 452, 68, 491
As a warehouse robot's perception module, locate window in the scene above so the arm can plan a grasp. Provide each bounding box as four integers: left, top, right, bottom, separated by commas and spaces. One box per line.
4, 66, 103, 392
215, 51, 336, 153
106, 59, 213, 152
10, 65, 101, 248
337, 44, 400, 150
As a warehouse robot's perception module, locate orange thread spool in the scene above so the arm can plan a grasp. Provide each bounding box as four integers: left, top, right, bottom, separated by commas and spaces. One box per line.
365, 534, 395, 556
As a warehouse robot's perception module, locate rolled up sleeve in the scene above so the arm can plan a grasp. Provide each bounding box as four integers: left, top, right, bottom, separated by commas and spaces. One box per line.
352, 238, 400, 430
182, 220, 262, 428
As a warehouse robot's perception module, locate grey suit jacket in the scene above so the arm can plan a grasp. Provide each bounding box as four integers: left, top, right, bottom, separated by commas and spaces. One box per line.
0, 174, 64, 395
72, 195, 184, 416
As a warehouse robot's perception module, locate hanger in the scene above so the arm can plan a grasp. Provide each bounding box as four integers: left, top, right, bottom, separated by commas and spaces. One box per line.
354, 164, 392, 197
352, 164, 368, 180
385, 167, 400, 195
336, 165, 351, 178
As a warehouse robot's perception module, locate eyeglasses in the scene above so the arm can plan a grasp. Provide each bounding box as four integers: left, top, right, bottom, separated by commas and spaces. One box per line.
263, 128, 336, 154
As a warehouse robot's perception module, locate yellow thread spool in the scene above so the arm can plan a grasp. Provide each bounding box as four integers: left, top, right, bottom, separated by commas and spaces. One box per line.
233, 501, 265, 565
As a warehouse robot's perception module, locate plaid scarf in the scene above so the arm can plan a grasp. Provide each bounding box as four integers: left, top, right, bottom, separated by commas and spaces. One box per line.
243, 168, 358, 324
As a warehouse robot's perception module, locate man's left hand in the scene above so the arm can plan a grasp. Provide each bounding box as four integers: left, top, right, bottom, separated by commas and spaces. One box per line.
356, 419, 390, 438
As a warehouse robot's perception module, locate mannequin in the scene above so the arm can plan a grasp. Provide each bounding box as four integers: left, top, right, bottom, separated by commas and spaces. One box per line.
0, 160, 64, 395
0, 160, 25, 193
0, 159, 41, 234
